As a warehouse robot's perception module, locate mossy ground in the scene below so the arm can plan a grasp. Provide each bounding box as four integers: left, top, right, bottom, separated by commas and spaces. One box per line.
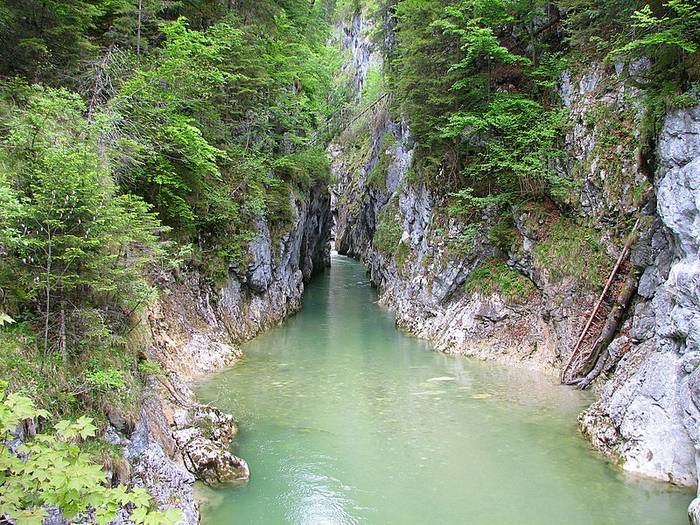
373, 199, 411, 269
533, 217, 613, 289
465, 258, 536, 302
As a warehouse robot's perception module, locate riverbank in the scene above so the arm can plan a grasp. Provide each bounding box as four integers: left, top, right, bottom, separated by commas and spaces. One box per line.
330, 12, 700, 509
115, 184, 332, 523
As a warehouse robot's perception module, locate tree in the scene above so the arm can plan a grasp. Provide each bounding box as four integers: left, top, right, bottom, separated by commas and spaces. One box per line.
0, 0, 104, 85
0, 82, 163, 360
614, 0, 700, 57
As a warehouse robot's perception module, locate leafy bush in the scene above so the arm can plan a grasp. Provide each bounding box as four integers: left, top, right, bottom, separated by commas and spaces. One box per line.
85, 369, 127, 392
0, 384, 181, 525
137, 360, 165, 377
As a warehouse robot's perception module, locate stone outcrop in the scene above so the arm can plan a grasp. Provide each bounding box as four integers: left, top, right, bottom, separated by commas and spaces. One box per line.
146, 183, 332, 378
580, 105, 700, 515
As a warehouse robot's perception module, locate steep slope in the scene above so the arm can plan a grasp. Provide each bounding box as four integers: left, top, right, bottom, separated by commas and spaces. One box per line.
331, 11, 700, 519
114, 185, 331, 524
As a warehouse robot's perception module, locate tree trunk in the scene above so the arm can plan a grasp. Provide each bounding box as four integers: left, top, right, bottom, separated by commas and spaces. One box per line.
136, 0, 143, 56
59, 304, 67, 366
43, 229, 52, 357
572, 271, 638, 390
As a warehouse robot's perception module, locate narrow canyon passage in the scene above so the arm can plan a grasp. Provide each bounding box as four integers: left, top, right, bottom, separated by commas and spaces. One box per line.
196, 256, 691, 524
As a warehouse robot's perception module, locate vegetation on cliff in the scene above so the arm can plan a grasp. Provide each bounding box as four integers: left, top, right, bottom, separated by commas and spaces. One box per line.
337, 0, 698, 298
0, 0, 699, 520
0, 1, 339, 521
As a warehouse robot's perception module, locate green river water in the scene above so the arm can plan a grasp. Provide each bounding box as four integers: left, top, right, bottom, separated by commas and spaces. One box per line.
196, 255, 692, 524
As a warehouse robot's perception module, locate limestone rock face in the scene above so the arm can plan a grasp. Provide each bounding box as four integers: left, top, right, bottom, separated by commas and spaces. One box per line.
580, 105, 700, 498
333, 19, 700, 506
147, 183, 332, 380
124, 390, 199, 525
123, 182, 331, 522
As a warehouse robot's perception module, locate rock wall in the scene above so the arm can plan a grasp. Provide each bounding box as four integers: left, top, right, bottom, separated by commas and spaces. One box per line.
581, 106, 700, 518
331, 11, 700, 516
113, 183, 331, 524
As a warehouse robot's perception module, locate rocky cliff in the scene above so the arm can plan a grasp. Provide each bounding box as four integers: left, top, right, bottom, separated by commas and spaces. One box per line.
331, 13, 700, 519
112, 184, 331, 524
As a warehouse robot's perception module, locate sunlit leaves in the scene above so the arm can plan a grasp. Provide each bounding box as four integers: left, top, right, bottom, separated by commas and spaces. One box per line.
615, 0, 700, 55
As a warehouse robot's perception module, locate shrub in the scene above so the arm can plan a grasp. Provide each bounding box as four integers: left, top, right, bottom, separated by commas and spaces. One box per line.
0, 383, 181, 525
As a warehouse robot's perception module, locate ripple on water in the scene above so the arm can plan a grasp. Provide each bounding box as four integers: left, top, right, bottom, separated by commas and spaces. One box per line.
196, 256, 692, 525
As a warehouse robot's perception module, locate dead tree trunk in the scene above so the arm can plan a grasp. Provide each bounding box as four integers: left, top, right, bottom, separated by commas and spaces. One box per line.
569, 271, 638, 390
561, 217, 641, 383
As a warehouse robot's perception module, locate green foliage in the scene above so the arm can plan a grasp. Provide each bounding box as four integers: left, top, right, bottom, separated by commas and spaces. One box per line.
388, 0, 566, 202
85, 368, 127, 391
0, 82, 163, 358
0, 0, 102, 85
373, 201, 405, 258
447, 188, 512, 219
558, 0, 641, 54
533, 218, 613, 288
0, 384, 181, 525
465, 258, 535, 301
615, 0, 700, 56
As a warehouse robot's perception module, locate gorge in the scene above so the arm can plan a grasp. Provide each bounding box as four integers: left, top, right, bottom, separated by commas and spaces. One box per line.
0, 0, 699, 524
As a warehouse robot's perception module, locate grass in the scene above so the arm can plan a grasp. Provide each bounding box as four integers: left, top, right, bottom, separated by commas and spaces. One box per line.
465, 258, 536, 302
367, 132, 397, 190
0, 320, 147, 430
533, 217, 613, 289
373, 199, 410, 269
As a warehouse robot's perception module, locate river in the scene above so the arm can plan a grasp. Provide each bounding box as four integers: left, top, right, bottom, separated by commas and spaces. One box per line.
196, 255, 691, 524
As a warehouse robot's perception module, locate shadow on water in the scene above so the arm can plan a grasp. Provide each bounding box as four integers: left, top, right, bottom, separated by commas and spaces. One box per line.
196, 255, 693, 525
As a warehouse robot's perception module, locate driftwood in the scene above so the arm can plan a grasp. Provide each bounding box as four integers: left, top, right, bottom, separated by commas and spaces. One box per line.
567, 271, 638, 389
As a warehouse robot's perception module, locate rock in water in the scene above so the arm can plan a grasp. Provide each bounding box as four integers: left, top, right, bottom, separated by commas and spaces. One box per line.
172, 404, 251, 485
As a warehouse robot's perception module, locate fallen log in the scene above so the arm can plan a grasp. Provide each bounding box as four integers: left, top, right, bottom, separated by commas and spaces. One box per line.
561, 217, 641, 383
568, 271, 638, 389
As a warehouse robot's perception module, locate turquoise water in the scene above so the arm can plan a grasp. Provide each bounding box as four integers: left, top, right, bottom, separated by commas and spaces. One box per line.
196, 255, 692, 524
